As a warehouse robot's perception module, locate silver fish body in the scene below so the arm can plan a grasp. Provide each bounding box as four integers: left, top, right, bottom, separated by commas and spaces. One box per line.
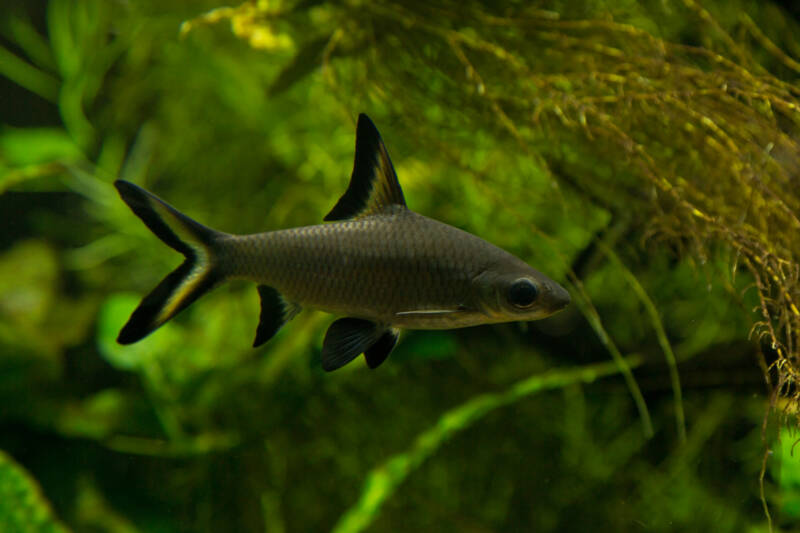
114, 114, 570, 371
221, 208, 569, 329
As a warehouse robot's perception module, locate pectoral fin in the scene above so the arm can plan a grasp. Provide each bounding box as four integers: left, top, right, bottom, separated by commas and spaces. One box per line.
395, 308, 463, 318
364, 329, 399, 369
253, 285, 301, 347
321, 318, 396, 371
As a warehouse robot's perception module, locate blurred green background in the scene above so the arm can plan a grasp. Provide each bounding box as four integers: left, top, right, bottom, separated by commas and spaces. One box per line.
2, 0, 800, 531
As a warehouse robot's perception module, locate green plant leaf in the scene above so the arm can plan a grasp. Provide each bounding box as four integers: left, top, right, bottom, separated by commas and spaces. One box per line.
0, 128, 82, 167
332, 355, 644, 533
0, 449, 70, 533
269, 34, 333, 96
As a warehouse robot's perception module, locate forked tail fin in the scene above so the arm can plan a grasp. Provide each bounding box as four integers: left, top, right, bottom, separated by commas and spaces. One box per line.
114, 180, 224, 344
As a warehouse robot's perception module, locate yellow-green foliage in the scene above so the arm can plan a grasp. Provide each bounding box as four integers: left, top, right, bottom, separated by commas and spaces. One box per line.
0, 451, 69, 533
210, 0, 800, 408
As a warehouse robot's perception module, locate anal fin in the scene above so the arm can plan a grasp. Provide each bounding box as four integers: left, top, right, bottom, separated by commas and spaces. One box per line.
253, 285, 301, 347
364, 329, 399, 369
321, 318, 398, 371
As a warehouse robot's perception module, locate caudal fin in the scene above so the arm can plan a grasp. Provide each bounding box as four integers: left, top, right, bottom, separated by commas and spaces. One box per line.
114, 180, 223, 344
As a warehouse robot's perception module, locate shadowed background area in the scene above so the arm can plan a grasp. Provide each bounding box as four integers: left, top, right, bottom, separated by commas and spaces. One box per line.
1, 1, 800, 531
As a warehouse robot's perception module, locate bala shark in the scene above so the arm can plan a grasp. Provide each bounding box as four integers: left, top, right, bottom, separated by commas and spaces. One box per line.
115, 114, 570, 371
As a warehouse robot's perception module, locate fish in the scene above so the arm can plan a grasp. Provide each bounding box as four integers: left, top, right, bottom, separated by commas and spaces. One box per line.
114, 114, 570, 371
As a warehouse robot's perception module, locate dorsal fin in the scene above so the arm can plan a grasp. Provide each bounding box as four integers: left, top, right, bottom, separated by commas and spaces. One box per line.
324, 114, 406, 221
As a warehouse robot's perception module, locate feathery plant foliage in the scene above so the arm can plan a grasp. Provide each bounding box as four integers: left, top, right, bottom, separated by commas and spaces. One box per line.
201, 0, 800, 413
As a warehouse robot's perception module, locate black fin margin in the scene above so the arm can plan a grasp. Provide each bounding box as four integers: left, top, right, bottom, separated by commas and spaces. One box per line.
323, 114, 406, 221
117, 262, 220, 344
114, 180, 222, 345
321, 318, 384, 371
364, 329, 399, 369
114, 180, 216, 256
254, 285, 301, 347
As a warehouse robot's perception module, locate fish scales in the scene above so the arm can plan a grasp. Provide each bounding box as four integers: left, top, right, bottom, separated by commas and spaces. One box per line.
218, 210, 499, 328
113, 114, 570, 370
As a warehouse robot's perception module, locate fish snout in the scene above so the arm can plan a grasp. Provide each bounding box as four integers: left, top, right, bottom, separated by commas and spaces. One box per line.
549, 283, 571, 312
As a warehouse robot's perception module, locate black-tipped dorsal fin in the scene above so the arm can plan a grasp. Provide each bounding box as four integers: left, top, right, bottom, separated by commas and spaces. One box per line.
324, 114, 406, 221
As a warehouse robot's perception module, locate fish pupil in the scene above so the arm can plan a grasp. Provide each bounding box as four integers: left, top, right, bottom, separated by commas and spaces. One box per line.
508, 279, 538, 308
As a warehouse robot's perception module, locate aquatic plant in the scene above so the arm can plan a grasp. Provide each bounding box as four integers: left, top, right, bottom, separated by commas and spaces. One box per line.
205, 0, 800, 415
3, 0, 800, 531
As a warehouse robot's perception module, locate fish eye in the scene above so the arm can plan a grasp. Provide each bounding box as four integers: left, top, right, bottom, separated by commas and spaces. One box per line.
508, 278, 539, 309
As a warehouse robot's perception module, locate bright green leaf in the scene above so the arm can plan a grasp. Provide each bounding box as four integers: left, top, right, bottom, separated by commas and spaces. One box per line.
0, 449, 70, 533
0, 128, 82, 167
